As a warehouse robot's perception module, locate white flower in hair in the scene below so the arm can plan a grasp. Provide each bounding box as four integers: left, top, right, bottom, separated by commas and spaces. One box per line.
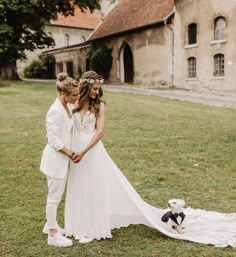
79, 78, 104, 84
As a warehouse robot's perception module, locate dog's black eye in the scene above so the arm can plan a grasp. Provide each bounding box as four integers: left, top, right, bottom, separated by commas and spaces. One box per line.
173, 202, 176, 204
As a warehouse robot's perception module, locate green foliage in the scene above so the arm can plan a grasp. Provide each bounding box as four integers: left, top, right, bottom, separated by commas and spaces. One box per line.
1, 81, 236, 256
89, 46, 113, 78
24, 55, 56, 79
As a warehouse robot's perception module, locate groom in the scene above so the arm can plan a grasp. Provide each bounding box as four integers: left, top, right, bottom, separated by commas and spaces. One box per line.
40, 73, 79, 247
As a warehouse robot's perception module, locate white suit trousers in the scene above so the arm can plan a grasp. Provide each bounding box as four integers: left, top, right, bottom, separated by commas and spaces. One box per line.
46, 176, 67, 229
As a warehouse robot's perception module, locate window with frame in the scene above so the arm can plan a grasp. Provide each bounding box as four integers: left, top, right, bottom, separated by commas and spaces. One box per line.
65, 34, 70, 46
188, 23, 197, 44
214, 54, 224, 76
214, 17, 226, 40
187, 57, 197, 78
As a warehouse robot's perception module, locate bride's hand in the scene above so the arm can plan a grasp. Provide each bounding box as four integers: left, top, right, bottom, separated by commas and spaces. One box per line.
73, 151, 85, 163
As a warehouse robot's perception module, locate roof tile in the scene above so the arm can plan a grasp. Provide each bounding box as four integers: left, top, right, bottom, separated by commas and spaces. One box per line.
89, 0, 174, 40
50, 7, 102, 29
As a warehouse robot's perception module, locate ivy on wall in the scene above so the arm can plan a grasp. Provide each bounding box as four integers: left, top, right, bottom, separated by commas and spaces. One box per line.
89, 46, 113, 78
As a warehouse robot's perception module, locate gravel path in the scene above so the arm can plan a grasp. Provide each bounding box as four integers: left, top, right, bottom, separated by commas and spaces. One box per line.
104, 85, 236, 109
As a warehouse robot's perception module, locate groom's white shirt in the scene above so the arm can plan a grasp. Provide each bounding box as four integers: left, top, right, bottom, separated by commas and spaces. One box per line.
40, 98, 73, 179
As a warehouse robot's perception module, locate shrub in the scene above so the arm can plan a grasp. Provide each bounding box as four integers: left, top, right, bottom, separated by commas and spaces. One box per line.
89, 47, 113, 78
24, 55, 55, 79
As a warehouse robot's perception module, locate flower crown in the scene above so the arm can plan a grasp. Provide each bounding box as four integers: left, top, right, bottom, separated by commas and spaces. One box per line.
79, 78, 104, 84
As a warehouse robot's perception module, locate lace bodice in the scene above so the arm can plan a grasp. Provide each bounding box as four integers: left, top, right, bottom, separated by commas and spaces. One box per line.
74, 111, 96, 134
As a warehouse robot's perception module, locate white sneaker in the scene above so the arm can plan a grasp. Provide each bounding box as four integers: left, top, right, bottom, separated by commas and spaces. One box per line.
79, 236, 94, 244
43, 223, 65, 236
48, 232, 73, 247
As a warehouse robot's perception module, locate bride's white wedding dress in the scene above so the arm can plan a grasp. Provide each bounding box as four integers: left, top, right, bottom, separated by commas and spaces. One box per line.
65, 111, 236, 247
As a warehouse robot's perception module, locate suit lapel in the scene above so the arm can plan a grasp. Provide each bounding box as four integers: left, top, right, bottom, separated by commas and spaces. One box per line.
55, 98, 71, 120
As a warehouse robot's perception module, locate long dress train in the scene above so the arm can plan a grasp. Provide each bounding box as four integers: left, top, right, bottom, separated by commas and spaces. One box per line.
65, 112, 236, 247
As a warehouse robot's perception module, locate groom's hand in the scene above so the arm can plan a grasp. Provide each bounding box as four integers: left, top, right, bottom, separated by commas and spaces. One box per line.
71, 152, 80, 162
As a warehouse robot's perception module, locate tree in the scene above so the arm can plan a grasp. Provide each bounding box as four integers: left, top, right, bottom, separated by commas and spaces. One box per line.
0, 0, 100, 80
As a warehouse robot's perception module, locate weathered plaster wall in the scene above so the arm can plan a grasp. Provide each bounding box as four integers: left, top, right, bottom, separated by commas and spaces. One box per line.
97, 25, 173, 87
174, 0, 236, 92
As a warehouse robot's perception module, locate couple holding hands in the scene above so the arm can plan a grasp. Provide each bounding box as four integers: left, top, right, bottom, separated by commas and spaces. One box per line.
40, 70, 236, 248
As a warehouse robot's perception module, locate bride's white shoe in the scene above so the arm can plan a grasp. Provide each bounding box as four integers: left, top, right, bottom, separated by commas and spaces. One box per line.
79, 236, 94, 244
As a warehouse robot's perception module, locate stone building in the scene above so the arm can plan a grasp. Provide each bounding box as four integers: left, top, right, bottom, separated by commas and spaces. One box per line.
17, 7, 102, 77
43, 41, 92, 79
174, 0, 236, 92
45, 0, 174, 86
42, 0, 118, 79
88, 0, 174, 87
43, 0, 236, 93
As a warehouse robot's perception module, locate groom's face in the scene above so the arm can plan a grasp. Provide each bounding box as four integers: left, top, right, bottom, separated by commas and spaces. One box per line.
64, 87, 80, 104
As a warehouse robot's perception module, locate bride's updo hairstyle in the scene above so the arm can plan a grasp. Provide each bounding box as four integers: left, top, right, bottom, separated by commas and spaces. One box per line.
73, 70, 104, 116
56, 72, 79, 95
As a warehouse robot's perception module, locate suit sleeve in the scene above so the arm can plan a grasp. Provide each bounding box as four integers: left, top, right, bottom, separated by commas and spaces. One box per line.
46, 108, 64, 151
161, 211, 171, 223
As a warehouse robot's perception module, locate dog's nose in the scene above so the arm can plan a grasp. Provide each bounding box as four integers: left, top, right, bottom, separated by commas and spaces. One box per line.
168, 203, 171, 207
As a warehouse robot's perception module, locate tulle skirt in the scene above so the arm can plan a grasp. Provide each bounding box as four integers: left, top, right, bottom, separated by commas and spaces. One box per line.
65, 132, 236, 247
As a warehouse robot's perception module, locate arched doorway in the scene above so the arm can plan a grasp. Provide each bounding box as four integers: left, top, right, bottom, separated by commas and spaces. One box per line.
119, 43, 134, 83
66, 61, 73, 77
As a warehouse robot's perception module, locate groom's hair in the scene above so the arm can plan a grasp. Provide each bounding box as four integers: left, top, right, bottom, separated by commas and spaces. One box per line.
56, 72, 79, 95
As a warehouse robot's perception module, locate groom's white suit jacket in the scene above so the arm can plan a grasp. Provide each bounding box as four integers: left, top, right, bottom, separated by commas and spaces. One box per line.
40, 98, 73, 179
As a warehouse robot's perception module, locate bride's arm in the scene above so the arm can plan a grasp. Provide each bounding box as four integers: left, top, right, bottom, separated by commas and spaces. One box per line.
73, 102, 105, 163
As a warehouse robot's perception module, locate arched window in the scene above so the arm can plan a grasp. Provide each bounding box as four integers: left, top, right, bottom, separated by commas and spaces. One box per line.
187, 57, 196, 78
65, 34, 69, 46
188, 23, 197, 44
214, 17, 226, 40
214, 54, 224, 76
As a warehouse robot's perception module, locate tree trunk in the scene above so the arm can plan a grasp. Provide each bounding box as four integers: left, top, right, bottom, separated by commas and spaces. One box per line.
0, 60, 20, 80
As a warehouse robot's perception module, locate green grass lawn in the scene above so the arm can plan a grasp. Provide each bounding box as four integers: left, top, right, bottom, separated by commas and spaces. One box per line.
1, 81, 236, 257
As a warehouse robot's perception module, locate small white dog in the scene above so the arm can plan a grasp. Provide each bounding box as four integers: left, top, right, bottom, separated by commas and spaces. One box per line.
161, 199, 186, 234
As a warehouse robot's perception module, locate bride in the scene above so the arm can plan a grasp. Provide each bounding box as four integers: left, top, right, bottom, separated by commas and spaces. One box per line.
65, 70, 236, 247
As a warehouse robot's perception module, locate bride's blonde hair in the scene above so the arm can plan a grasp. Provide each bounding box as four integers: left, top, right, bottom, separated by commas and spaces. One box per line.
56, 72, 79, 95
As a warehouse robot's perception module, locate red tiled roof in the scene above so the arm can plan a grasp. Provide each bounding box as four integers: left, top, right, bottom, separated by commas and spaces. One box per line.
50, 7, 102, 29
89, 0, 174, 40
